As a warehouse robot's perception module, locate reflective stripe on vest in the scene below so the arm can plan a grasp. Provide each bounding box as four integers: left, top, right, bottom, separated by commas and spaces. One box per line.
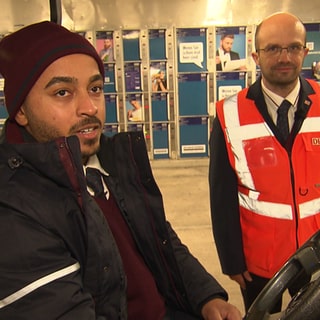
223, 95, 320, 220
0, 262, 80, 309
299, 197, 320, 219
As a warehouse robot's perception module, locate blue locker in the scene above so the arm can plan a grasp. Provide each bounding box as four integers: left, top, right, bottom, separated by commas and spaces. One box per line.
179, 117, 208, 158
216, 72, 246, 101
123, 30, 140, 61
105, 94, 117, 124
127, 123, 144, 132
178, 73, 207, 116
151, 93, 168, 121
149, 29, 166, 60
152, 123, 169, 159
0, 98, 8, 120
103, 124, 118, 137
300, 68, 314, 80
103, 64, 116, 93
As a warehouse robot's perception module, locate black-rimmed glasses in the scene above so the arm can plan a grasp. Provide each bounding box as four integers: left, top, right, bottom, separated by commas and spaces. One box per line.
256, 45, 306, 56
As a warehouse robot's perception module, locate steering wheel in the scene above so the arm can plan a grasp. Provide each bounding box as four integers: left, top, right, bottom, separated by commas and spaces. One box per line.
244, 230, 320, 320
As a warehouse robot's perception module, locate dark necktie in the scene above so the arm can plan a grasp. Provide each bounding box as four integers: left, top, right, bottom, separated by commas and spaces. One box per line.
277, 99, 291, 141
86, 167, 105, 198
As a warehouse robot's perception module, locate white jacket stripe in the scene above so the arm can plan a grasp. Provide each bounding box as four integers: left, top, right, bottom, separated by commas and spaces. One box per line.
0, 262, 80, 309
239, 192, 293, 219
224, 96, 264, 193
299, 198, 320, 219
301, 117, 320, 132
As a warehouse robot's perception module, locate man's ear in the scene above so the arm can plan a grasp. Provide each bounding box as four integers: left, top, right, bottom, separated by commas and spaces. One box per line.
15, 106, 28, 126
251, 52, 260, 67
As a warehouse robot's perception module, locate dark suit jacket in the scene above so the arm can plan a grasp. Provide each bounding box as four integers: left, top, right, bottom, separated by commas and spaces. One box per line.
216, 49, 240, 71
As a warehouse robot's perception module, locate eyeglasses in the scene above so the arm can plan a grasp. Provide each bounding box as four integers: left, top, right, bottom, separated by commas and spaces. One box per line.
256, 45, 306, 56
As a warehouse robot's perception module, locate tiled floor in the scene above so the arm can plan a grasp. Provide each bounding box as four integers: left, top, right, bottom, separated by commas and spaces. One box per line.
151, 158, 291, 318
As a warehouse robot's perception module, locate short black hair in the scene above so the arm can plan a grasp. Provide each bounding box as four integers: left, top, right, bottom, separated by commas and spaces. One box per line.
221, 34, 235, 40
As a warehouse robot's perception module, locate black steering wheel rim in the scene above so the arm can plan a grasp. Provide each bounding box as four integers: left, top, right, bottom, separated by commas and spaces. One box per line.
244, 230, 320, 320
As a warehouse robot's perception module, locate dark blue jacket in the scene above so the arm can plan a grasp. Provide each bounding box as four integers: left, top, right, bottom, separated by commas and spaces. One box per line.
0, 128, 227, 319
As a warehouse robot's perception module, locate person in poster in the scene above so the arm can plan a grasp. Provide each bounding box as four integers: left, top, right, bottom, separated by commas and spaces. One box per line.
127, 98, 143, 121
312, 61, 320, 81
151, 69, 167, 92
216, 34, 246, 71
98, 38, 114, 62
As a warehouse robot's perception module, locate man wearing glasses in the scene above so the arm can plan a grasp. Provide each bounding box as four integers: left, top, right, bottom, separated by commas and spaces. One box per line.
209, 12, 320, 314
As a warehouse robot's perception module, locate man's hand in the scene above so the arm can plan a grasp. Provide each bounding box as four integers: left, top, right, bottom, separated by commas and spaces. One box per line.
201, 298, 242, 320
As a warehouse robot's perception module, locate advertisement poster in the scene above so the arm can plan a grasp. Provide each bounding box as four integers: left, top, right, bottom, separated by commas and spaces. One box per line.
150, 61, 167, 92
124, 62, 142, 92
96, 31, 114, 63
216, 72, 246, 101
126, 93, 143, 122
303, 23, 320, 79
176, 28, 207, 72
215, 26, 247, 72
103, 64, 116, 93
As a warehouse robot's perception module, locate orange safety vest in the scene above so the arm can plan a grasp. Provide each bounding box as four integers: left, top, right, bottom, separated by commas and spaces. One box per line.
216, 81, 320, 278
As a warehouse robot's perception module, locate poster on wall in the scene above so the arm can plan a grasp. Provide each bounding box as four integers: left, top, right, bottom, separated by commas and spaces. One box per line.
103, 64, 116, 93
215, 26, 247, 72
303, 23, 320, 81
150, 61, 167, 93
311, 62, 320, 82
216, 72, 246, 101
176, 28, 207, 73
96, 31, 114, 63
124, 62, 142, 92
125, 93, 143, 122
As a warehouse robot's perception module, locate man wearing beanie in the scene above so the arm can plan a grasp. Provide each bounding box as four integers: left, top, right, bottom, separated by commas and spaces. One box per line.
0, 21, 241, 320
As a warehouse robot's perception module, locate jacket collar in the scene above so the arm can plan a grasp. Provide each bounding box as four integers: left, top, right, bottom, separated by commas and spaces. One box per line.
247, 76, 315, 121
0, 131, 85, 193
247, 76, 315, 106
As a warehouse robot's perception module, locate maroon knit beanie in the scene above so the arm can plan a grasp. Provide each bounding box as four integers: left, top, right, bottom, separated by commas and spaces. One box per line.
0, 21, 104, 119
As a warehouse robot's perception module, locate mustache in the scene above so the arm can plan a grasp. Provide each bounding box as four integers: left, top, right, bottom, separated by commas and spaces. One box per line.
70, 116, 102, 132
273, 62, 295, 68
